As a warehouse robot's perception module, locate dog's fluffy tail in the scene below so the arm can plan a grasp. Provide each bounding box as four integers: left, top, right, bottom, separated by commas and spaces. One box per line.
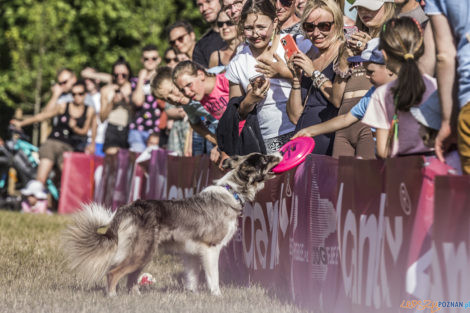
62, 203, 117, 284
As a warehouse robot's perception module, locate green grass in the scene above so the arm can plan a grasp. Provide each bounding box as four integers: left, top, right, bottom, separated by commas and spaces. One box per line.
0, 210, 307, 313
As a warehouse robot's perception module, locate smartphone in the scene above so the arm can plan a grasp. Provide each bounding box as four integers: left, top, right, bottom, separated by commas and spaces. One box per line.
343, 26, 358, 41
280, 34, 300, 59
249, 74, 266, 88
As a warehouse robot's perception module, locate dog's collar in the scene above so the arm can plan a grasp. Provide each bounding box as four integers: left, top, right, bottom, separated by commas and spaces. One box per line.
224, 184, 244, 207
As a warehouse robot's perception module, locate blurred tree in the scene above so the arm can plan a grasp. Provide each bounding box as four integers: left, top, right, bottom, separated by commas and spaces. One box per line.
0, 0, 205, 113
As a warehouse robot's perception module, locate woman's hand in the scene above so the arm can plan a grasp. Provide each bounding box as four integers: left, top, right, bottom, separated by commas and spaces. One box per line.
291, 51, 316, 77
246, 76, 271, 105
347, 31, 371, 55
255, 54, 291, 79
286, 53, 303, 80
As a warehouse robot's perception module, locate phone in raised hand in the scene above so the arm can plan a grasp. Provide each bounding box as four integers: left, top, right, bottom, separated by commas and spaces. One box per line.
280, 34, 300, 59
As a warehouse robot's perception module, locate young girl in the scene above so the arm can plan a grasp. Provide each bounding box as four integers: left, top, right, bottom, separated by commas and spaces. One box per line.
362, 17, 437, 158
173, 60, 231, 158
21, 180, 50, 214
100, 57, 133, 155
227, 0, 299, 153
173, 60, 230, 122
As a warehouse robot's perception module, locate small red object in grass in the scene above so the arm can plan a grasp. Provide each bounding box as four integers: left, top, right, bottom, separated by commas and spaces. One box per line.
272, 137, 315, 173
138, 273, 156, 286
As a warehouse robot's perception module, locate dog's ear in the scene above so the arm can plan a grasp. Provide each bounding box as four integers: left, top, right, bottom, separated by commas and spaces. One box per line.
221, 155, 241, 170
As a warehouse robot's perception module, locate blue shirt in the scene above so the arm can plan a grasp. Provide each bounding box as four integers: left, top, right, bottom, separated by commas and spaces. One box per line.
425, 0, 470, 107
350, 87, 375, 119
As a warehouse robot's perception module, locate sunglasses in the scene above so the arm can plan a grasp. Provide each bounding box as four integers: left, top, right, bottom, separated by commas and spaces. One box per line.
169, 33, 188, 46
113, 73, 128, 79
302, 21, 334, 33
217, 20, 235, 28
165, 57, 178, 63
72, 91, 85, 97
144, 57, 159, 62
278, 0, 294, 7
58, 79, 68, 86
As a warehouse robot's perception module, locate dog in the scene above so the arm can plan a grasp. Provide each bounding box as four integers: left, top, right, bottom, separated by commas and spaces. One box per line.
62, 152, 282, 297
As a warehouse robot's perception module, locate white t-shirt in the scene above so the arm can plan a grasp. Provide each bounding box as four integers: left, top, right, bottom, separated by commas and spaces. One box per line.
362, 74, 437, 156
226, 34, 311, 140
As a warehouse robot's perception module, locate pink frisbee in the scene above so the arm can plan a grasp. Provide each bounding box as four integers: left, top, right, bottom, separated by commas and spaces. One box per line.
272, 137, 315, 173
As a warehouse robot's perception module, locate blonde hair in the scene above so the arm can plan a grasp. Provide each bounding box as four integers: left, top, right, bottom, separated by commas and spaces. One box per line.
356, 2, 396, 38
172, 60, 215, 83
301, 0, 345, 42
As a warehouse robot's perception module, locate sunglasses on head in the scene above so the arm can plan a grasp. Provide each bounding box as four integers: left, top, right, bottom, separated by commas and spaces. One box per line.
144, 57, 159, 62
217, 20, 235, 28
169, 33, 188, 46
278, 0, 294, 7
72, 91, 85, 97
113, 72, 128, 79
302, 21, 334, 33
165, 57, 178, 63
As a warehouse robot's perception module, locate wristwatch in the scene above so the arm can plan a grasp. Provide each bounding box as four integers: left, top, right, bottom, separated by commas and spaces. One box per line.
311, 70, 322, 80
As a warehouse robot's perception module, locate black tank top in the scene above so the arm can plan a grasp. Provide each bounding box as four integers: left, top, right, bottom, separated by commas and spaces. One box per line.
49, 102, 88, 146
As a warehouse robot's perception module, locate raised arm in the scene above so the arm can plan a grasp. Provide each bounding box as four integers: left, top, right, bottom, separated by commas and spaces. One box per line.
100, 85, 114, 122
431, 14, 457, 162
13, 103, 62, 128
70, 107, 95, 136
230, 81, 269, 120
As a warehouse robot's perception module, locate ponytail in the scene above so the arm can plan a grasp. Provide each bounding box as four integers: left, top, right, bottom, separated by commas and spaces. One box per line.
380, 17, 425, 112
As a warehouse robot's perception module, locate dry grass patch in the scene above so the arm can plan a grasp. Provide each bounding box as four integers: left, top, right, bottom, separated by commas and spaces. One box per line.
0, 210, 307, 313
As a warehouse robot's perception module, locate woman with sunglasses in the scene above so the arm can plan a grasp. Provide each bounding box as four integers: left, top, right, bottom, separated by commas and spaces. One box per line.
226, 0, 300, 153
287, 0, 343, 155
316, 0, 395, 159
208, 11, 241, 68
100, 57, 133, 155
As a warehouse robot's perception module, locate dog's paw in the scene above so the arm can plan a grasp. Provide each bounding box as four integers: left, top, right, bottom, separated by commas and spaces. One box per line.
107, 291, 117, 298
210, 288, 222, 296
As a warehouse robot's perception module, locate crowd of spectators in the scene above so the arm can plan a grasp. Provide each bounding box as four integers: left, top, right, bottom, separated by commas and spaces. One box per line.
8, 0, 470, 211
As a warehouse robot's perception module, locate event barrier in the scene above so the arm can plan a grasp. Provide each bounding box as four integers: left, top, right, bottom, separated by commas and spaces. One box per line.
59, 150, 469, 313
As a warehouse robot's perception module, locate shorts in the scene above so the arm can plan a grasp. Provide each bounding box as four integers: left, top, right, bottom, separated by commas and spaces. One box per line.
103, 123, 129, 152
38, 139, 73, 166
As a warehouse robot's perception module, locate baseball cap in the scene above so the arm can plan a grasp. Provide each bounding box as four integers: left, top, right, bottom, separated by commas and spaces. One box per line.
410, 91, 442, 130
21, 180, 47, 200
347, 38, 385, 64
350, 0, 394, 11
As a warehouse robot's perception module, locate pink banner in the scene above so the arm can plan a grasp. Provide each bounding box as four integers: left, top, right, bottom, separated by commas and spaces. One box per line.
58, 152, 103, 214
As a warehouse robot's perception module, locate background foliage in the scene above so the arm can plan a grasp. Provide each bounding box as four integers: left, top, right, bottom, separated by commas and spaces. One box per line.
0, 0, 206, 113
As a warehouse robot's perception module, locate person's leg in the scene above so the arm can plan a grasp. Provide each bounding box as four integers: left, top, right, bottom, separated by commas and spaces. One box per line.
36, 158, 54, 185
192, 131, 205, 156
458, 103, 470, 174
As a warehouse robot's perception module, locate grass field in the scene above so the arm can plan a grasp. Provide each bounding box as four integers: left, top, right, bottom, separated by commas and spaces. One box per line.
0, 210, 307, 313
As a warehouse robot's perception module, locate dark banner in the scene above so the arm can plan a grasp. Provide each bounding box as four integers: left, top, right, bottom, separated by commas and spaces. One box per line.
84, 149, 468, 313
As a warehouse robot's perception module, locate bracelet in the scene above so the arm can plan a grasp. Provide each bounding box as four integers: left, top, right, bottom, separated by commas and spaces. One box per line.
312, 73, 329, 89
291, 86, 301, 90
333, 59, 351, 79
316, 77, 329, 89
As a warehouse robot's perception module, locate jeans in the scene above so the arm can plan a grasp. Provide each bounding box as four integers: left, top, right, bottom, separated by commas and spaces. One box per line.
128, 129, 150, 153
192, 121, 217, 156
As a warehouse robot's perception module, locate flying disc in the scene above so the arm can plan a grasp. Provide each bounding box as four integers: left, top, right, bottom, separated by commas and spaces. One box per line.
272, 137, 315, 173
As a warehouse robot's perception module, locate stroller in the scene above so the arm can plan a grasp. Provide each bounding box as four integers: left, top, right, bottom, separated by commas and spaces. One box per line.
0, 126, 59, 210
